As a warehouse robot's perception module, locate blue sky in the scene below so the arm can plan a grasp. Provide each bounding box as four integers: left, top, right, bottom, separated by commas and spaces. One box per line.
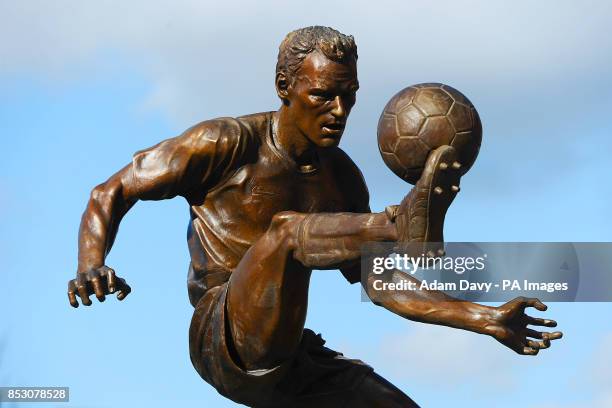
1, 1, 611, 407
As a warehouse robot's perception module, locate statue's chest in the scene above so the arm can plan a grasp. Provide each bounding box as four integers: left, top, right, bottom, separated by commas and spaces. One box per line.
216, 158, 348, 223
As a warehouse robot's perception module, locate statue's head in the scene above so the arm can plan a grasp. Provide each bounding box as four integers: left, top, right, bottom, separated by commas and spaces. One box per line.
276, 26, 359, 148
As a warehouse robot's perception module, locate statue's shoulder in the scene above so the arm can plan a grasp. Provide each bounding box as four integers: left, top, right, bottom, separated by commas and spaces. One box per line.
178, 112, 268, 157
235, 111, 273, 141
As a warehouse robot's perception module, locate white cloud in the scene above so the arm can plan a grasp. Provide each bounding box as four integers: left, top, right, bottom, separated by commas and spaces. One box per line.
1, 0, 611, 124
590, 332, 612, 390
525, 331, 612, 408
375, 324, 518, 389
340, 325, 612, 406
2, 0, 611, 235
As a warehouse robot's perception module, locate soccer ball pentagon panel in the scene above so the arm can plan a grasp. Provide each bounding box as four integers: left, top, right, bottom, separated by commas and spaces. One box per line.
377, 83, 482, 184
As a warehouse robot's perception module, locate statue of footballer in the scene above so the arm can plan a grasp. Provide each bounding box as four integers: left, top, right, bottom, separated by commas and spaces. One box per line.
68, 26, 562, 407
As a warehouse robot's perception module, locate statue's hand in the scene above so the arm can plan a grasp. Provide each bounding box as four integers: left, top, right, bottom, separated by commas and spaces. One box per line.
67, 266, 131, 308
488, 296, 562, 355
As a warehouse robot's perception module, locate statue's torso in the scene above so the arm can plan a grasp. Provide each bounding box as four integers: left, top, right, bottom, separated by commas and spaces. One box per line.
186, 112, 368, 291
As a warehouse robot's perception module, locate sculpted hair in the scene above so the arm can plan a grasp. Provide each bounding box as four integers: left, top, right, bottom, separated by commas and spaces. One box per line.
276, 26, 358, 83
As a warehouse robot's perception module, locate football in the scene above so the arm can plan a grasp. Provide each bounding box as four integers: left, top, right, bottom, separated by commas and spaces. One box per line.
377, 83, 482, 184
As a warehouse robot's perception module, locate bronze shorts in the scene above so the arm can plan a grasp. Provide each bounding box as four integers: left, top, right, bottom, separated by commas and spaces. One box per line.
189, 282, 373, 407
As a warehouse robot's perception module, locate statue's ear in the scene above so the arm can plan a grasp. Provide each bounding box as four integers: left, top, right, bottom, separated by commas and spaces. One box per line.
275, 71, 290, 102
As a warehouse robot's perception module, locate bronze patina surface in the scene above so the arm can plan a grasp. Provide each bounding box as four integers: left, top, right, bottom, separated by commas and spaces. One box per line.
68, 26, 562, 407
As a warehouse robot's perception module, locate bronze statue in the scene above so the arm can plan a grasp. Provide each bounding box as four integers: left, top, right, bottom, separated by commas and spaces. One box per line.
67, 26, 562, 407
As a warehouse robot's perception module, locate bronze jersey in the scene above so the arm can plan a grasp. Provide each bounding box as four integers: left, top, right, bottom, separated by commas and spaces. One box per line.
131, 112, 369, 300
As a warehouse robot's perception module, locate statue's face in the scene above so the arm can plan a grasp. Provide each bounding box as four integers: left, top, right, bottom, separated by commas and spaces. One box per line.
285, 51, 358, 148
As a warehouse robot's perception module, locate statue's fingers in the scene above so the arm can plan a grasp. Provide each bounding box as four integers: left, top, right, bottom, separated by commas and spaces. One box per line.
527, 339, 550, 350
91, 277, 106, 302
68, 291, 79, 308
526, 329, 544, 339
103, 268, 117, 294
67, 280, 79, 308
117, 280, 131, 301
526, 316, 557, 327
526, 329, 563, 342
524, 297, 547, 311
77, 284, 92, 306
522, 346, 539, 356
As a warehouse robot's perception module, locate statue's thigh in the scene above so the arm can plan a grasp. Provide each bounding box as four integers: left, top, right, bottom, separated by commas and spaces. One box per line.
225, 212, 312, 370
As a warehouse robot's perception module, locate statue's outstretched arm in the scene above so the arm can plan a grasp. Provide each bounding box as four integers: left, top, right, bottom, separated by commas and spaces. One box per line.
363, 269, 562, 356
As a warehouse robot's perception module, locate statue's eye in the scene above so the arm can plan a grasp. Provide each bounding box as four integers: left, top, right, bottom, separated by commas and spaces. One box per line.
311, 91, 334, 101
